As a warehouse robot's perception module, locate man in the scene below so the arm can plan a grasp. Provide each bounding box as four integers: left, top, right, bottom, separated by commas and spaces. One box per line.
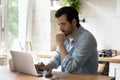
36, 6, 98, 74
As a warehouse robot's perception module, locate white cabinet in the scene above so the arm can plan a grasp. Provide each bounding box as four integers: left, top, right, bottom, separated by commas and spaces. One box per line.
109, 62, 120, 79
115, 68, 120, 80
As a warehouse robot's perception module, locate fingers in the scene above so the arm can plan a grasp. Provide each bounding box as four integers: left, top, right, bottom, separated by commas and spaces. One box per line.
35, 64, 40, 71
35, 62, 45, 71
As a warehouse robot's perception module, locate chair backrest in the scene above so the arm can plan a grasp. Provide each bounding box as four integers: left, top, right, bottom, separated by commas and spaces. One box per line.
98, 63, 105, 75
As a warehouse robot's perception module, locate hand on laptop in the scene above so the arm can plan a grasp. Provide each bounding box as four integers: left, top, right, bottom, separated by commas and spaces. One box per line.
35, 61, 55, 71
35, 62, 45, 71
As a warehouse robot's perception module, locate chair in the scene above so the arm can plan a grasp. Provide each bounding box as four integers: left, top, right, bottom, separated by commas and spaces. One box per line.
98, 63, 105, 75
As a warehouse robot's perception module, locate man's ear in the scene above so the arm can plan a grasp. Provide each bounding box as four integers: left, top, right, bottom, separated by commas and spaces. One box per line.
72, 19, 77, 26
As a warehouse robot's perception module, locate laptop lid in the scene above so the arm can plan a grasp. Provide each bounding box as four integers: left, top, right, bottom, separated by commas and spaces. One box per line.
10, 50, 43, 77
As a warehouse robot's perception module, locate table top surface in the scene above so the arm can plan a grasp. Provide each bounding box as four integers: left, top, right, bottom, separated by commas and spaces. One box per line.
98, 55, 120, 63
0, 66, 115, 80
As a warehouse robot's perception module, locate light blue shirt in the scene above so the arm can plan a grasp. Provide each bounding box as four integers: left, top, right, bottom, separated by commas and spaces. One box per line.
51, 26, 98, 74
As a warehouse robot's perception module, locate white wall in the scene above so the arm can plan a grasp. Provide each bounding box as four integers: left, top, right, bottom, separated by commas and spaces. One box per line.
80, 0, 120, 50
32, 0, 51, 51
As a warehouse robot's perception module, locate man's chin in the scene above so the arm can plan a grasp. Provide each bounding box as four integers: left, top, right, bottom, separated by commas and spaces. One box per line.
65, 34, 69, 36
65, 34, 71, 38
65, 32, 72, 36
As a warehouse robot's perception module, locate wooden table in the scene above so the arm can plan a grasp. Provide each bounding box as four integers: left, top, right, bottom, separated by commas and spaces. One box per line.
0, 66, 115, 80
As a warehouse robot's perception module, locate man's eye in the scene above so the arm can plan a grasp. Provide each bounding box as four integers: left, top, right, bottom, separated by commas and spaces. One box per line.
61, 23, 65, 26
61, 23, 65, 25
57, 23, 66, 27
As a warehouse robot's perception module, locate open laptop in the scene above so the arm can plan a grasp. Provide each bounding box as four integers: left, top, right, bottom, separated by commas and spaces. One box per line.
10, 50, 43, 77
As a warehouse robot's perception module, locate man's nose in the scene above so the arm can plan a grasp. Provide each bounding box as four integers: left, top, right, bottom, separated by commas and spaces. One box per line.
59, 26, 63, 31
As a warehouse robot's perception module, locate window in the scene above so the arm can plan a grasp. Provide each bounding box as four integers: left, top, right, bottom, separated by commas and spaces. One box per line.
0, 0, 9, 55
0, 0, 32, 58
1, 0, 56, 56
8, 0, 18, 51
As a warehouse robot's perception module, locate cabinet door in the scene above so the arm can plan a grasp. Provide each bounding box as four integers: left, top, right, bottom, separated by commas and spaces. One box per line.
115, 68, 120, 80
109, 62, 120, 77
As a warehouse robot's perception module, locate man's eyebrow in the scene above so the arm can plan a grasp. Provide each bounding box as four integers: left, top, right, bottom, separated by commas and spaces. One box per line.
58, 22, 65, 25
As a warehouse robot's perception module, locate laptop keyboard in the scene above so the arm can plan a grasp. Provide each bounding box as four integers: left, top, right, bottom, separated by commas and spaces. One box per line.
37, 70, 43, 77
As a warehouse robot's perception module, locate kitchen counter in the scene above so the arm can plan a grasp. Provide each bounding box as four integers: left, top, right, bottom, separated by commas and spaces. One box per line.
98, 55, 120, 63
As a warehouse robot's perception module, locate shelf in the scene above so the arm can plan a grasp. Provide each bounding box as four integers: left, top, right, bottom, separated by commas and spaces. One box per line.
50, 6, 61, 10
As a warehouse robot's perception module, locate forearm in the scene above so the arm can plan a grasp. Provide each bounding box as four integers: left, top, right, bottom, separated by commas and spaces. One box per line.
58, 43, 67, 60
55, 31, 67, 60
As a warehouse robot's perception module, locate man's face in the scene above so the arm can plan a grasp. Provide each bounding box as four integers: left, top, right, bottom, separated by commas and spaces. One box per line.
57, 15, 74, 37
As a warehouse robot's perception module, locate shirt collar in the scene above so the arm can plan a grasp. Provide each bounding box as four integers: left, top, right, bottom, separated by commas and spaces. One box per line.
72, 26, 84, 43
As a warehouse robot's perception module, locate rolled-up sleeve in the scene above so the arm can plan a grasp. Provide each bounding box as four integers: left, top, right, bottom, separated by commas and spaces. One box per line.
61, 55, 75, 72
50, 50, 61, 69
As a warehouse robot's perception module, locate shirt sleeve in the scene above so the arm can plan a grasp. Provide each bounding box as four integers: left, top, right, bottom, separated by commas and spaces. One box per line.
50, 47, 61, 69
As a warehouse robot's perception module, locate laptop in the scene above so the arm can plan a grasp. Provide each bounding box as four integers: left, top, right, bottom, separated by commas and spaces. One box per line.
10, 50, 43, 77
